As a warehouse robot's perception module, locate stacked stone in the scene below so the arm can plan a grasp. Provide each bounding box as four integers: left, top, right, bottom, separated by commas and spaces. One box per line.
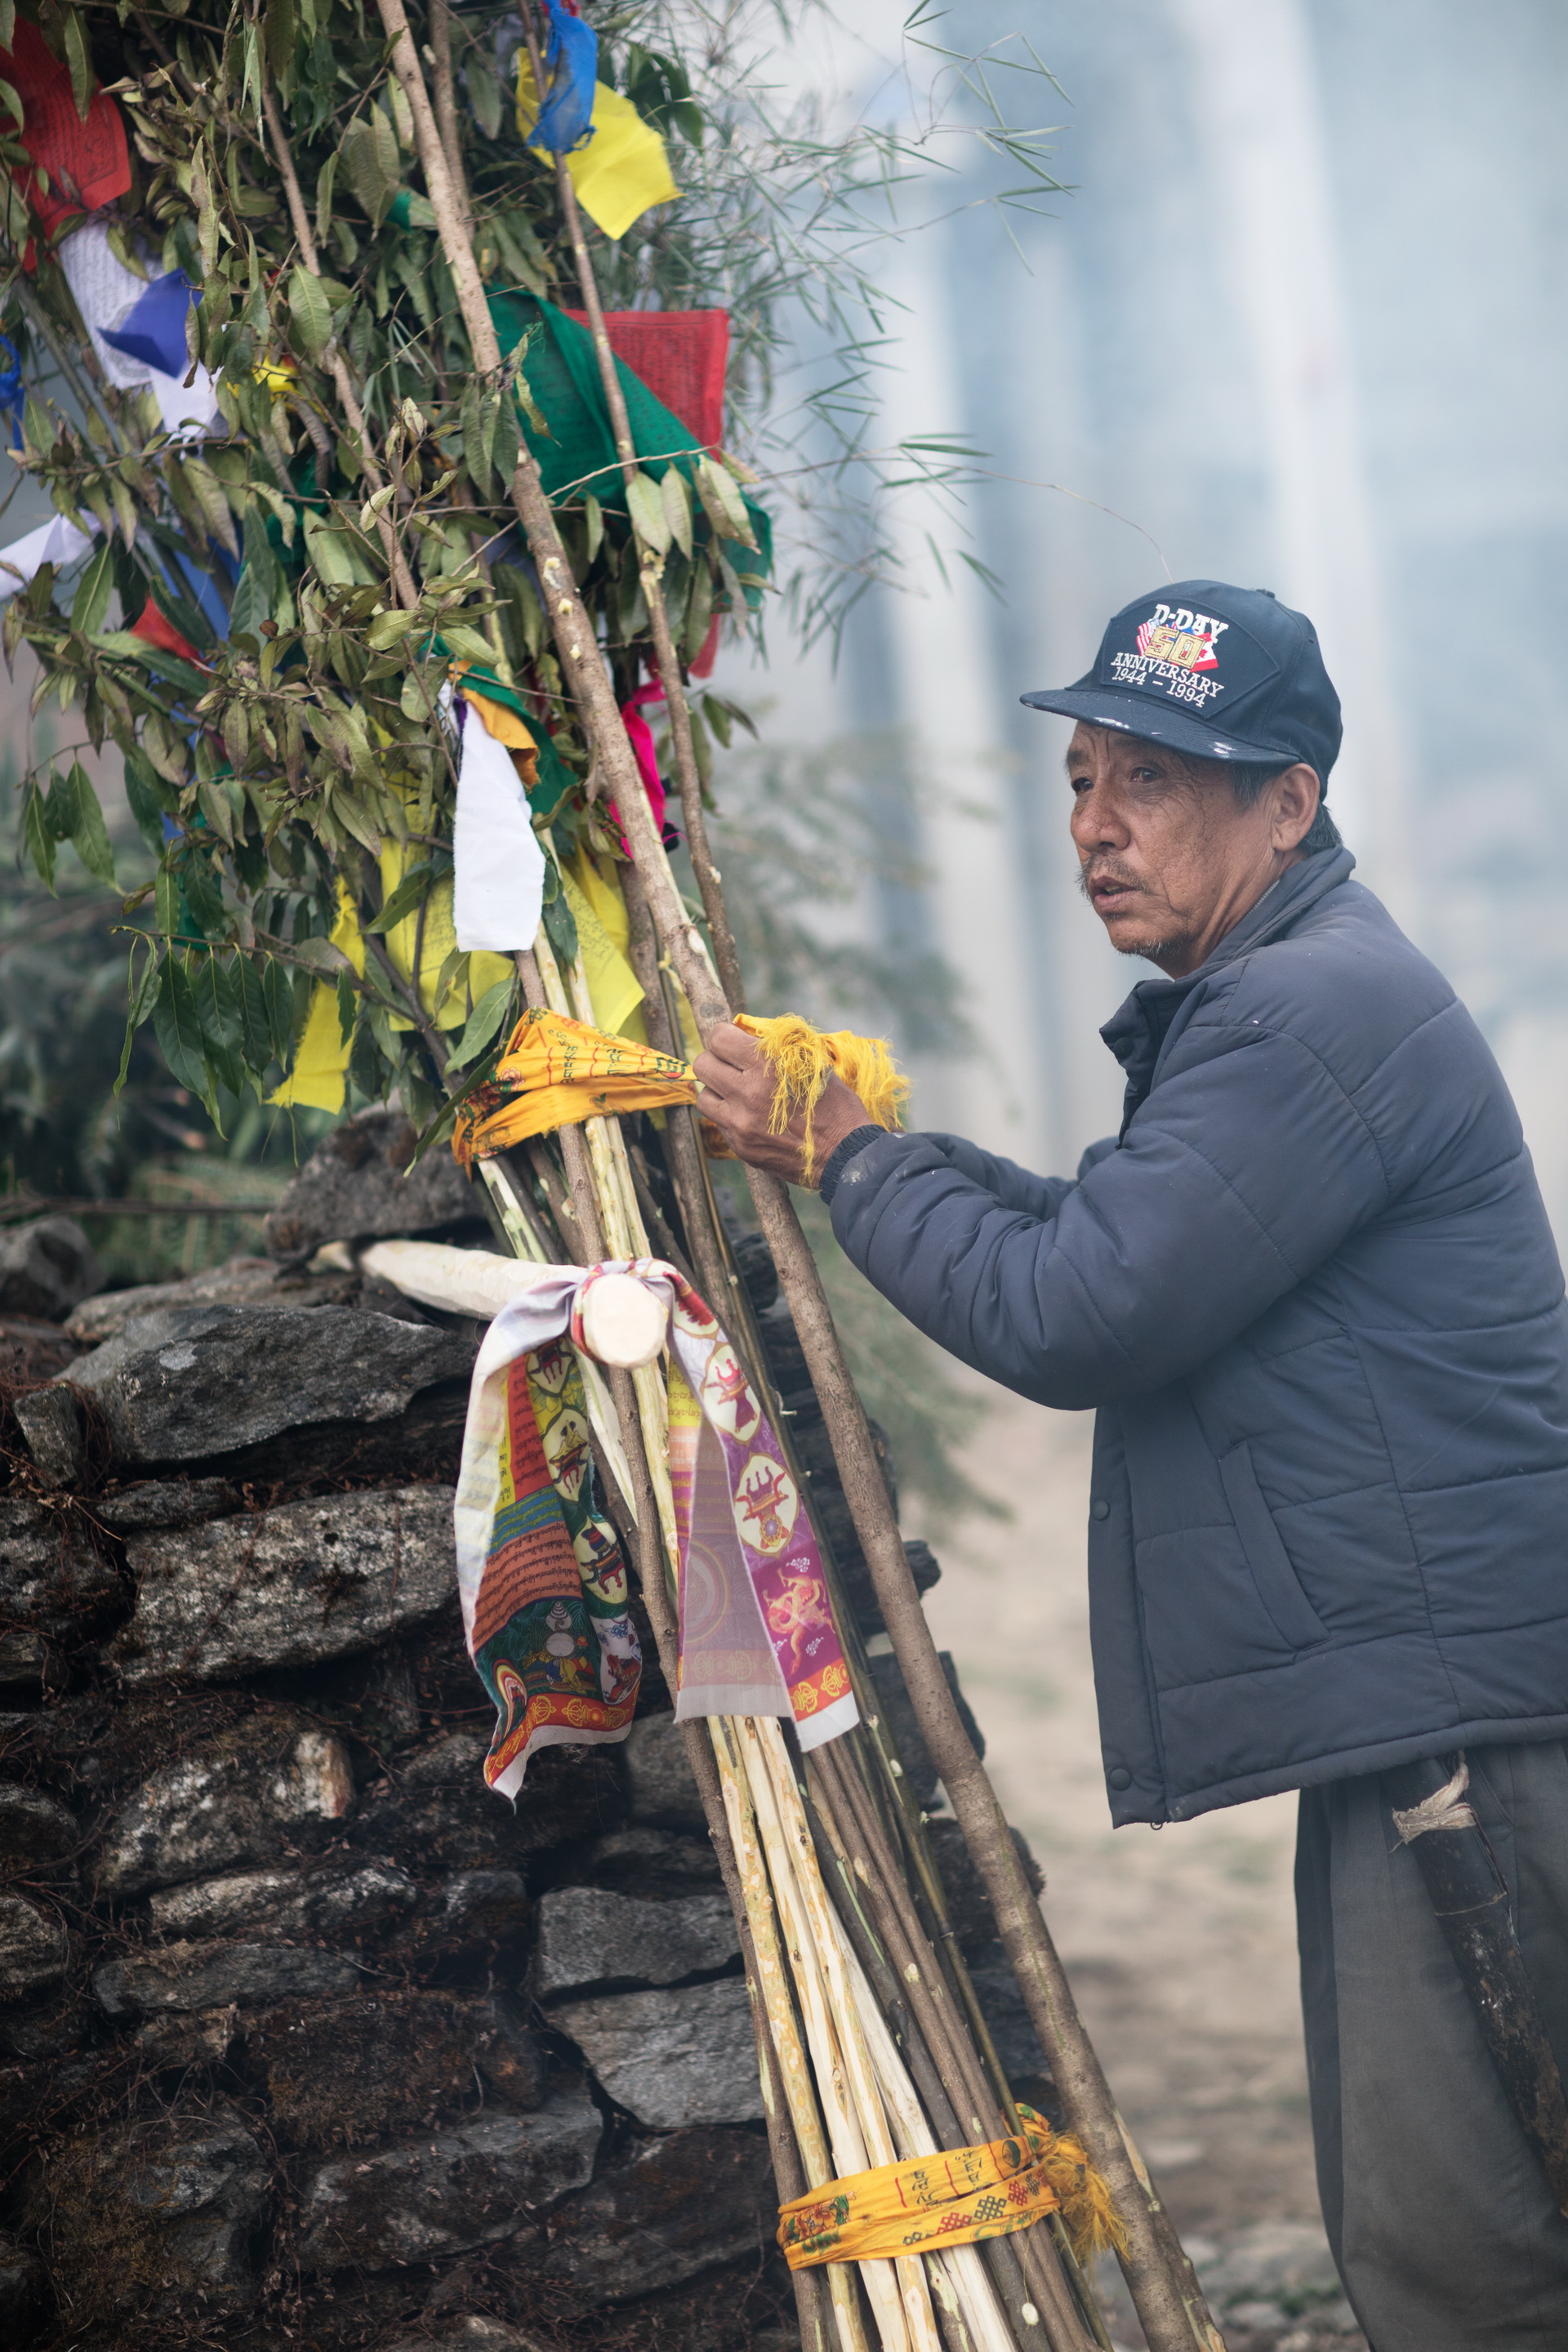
0, 1119, 1045, 2352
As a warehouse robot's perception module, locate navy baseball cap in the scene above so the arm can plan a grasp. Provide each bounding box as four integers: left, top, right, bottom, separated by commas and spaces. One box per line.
1021, 579, 1343, 785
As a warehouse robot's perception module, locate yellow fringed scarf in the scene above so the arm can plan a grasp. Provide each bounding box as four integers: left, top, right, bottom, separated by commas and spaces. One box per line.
451, 1005, 907, 1178
775, 2105, 1126, 2272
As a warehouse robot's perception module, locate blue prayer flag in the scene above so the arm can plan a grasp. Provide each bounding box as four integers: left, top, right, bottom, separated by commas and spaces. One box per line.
100, 270, 198, 379
527, 0, 598, 156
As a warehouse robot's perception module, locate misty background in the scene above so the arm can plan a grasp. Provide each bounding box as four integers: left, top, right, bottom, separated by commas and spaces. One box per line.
717, 0, 1568, 1227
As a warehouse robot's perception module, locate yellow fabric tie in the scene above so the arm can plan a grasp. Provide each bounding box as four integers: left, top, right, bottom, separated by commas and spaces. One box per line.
452, 1007, 907, 1171
776, 2108, 1124, 2271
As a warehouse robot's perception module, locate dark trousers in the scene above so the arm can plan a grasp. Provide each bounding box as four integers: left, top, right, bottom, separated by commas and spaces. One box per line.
1297, 1741, 1568, 2350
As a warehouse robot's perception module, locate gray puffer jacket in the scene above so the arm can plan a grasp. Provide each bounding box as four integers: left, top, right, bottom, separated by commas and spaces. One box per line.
826, 849, 1568, 1824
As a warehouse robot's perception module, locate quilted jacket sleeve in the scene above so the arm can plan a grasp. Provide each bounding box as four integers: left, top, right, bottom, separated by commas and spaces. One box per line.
828, 1019, 1391, 1409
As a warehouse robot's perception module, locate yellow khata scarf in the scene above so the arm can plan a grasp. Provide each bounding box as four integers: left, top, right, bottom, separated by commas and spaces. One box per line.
453, 1006, 908, 1178
777, 2109, 1125, 2271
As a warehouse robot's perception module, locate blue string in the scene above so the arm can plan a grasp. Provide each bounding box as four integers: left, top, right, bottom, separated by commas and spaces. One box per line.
0, 336, 24, 452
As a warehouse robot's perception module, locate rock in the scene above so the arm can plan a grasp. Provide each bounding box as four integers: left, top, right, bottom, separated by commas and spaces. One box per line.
0, 1784, 78, 1864
0, 1895, 69, 2001
27, 2106, 270, 2313
295, 2080, 600, 2271
514, 2125, 774, 2306
265, 1107, 479, 1260
93, 1940, 362, 2016
111, 1486, 457, 1684
65, 1255, 356, 1344
96, 1715, 355, 1898
94, 1480, 244, 1534
131, 2007, 240, 2069
836, 1537, 941, 1639
566, 1824, 724, 1897
382, 2324, 541, 2352
1198, 2221, 1346, 2310
148, 1861, 416, 1940
0, 2228, 48, 2342
0, 1316, 79, 1387
622, 1710, 706, 1832
551, 1980, 764, 2127
247, 1989, 545, 2147
866, 1649, 984, 1808
729, 1229, 778, 1315
0, 1218, 100, 1321
0, 1496, 122, 1685
11, 1388, 83, 1487
534, 1886, 737, 1997
924, 1817, 1043, 1958
65, 1304, 474, 1468
351, 1740, 622, 1873
434, 1869, 531, 1943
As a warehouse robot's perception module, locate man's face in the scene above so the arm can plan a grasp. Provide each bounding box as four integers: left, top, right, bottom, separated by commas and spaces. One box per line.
1067, 724, 1321, 978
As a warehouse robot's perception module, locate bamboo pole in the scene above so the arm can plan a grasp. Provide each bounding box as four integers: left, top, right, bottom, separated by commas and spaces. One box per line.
372, 16, 1217, 2341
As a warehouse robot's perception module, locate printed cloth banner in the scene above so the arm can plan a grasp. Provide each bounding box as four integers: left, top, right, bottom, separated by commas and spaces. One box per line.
56, 221, 220, 441
454, 1259, 858, 1791
777, 2110, 1062, 2269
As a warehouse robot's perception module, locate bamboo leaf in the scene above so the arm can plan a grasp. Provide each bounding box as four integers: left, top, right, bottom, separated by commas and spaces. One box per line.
448, 977, 514, 1067
235, 953, 273, 1079
626, 470, 670, 556
287, 265, 334, 361
153, 955, 208, 1094
364, 858, 436, 934
61, 7, 94, 122
69, 542, 114, 636
22, 784, 56, 889
66, 760, 116, 885
116, 938, 159, 1094
264, 0, 296, 81
661, 466, 694, 560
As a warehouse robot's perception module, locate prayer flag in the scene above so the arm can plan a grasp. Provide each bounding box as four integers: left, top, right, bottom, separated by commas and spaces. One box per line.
516, 65, 679, 242
2, 20, 129, 241
524, 0, 599, 156
452, 688, 546, 954
100, 269, 198, 379
0, 513, 96, 591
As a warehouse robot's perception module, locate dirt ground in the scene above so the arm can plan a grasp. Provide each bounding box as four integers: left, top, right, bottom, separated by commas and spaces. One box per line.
914, 1386, 1368, 2352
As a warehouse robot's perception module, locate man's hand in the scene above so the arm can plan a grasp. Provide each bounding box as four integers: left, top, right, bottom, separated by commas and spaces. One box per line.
693, 1023, 871, 1187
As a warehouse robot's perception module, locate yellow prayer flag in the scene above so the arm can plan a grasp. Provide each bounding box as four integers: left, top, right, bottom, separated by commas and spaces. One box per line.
564, 851, 646, 1041
516, 69, 679, 242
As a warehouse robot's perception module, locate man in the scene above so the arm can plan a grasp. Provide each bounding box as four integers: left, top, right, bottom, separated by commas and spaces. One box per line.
695, 581, 1568, 2350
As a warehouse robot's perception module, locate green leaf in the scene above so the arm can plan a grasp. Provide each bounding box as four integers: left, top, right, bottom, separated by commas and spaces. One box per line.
696, 453, 760, 551
461, 377, 491, 498
287, 265, 334, 361
116, 938, 160, 1094
290, 935, 350, 977
365, 606, 417, 652
264, 0, 296, 81
62, 7, 94, 122
0, 6, 16, 59
661, 466, 694, 560
66, 760, 116, 885
42, 767, 78, 842
154, 865, 180, 939
22, 785, 56, 890
448, 977, 514, 1067
0, 77, 23, 135
263, 959, 295, 1061
439, 622, 495, 664
190, 951, 243, 1096
542, 890, 579, 966
235, 954, 273, 1077
303, 512, 358, 587
364, 858, 436, 934
626, 470, 670, 556
336, 963, 356, 1046
124, 749, 172, 858
152, 955, 207, 1094
490, 383, 519, 488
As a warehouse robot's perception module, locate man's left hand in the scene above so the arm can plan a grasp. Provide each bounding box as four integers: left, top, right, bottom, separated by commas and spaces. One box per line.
693, 1022, 870, 1187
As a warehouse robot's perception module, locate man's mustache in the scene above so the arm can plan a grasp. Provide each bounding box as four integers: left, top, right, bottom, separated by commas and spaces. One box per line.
1077, 861, 1145, 902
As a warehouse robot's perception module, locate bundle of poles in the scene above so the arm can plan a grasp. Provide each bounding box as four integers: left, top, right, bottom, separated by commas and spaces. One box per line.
243, 14, 1227, 2350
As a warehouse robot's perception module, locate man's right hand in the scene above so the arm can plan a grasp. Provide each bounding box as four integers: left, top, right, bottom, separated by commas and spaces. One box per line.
693, 1022, 871, 1187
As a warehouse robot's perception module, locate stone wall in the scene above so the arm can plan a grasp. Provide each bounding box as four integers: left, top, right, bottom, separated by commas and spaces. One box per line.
0, 1130, 1045, 2352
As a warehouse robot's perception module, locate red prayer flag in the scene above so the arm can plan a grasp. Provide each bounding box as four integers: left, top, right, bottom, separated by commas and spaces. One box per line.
564, 307, 728, 453
131, 597, 204, 668
2, 20, 130, 245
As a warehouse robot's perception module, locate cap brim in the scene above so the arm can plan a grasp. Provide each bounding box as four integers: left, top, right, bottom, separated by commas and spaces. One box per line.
1019, 684, 1307, 773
